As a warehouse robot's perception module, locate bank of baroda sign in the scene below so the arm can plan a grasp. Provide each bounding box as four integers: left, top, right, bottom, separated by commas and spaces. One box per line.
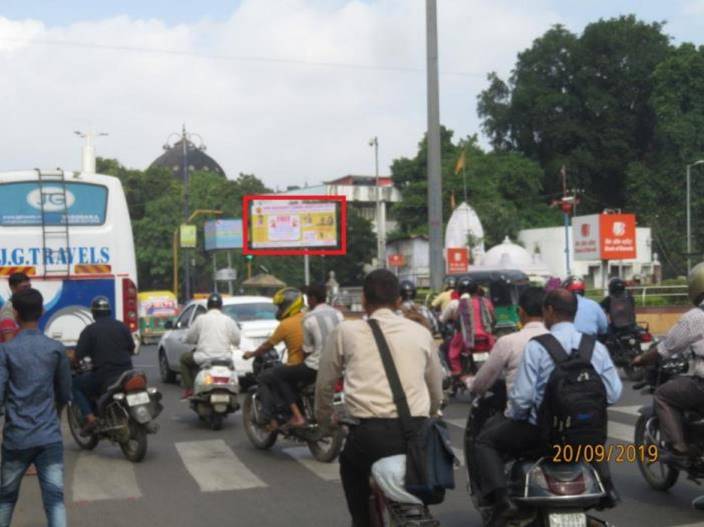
573, 213, 637, 261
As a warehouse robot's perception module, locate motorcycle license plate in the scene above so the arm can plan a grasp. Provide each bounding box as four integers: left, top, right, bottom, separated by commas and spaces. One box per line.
126, 391, 150, 406
473, 352, 489, 362
548, 513, 586, 527
211, 393, 231, 404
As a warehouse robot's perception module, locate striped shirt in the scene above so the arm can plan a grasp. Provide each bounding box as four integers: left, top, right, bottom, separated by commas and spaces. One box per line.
303, 303, 344, 370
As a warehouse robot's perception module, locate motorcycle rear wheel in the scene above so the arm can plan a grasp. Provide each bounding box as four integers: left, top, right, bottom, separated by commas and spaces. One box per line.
623, 363, 644, 382
210, 414, 224, 431
635, 414, 679, 491
120, 422, 148, 463
243, 393, 278, 449
307, 427, 344, 463
66, 404, 99, 451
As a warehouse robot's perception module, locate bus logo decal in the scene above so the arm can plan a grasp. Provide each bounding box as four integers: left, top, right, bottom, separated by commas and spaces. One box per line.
26, 187, 76, 212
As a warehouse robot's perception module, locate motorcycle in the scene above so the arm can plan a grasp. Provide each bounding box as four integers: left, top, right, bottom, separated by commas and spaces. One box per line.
189, 358, 240, 430
67, 359, 163, 463
368, 454, 439, 527
464, 388, 611, 527
633, 348, 704, 491
602, 323, 653, 381
241, 349, 345, 463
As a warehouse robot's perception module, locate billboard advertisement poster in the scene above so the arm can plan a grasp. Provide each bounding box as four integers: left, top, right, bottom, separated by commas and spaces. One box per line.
446, 247, 469, 274
204, 219, 243, 251
572, 213, 637, 261
242, 195, 347, 256
573, 214, 600, 261
180, 224, 197, 248
600, 213, 637, 260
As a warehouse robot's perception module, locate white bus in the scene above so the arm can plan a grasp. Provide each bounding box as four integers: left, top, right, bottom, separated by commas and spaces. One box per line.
0, 169, 140, 349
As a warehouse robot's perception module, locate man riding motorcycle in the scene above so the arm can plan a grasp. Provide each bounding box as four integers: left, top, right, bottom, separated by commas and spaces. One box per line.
564, 276, 608, 337
180, 293, 240, 399
72, 297, 135, 435
601, 277, 637, 335
399, 280, 437, 333
431, 277, 457, 313
633, 262, 704, 466
243, 287, 305, 428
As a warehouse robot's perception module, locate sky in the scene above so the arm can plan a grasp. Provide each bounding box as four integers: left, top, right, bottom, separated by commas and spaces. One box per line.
2, 1, 704, 190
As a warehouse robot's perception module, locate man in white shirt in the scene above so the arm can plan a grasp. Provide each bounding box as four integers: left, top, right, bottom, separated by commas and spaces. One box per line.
469, 286, 547, 415
180, 293, 240, 399
316, 270, 443, 527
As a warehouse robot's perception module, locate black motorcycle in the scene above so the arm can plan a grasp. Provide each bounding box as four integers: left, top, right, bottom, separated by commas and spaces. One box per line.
602, 324, 653, 381
67, 363, 163, 463
633, 350, 704, 490
241, 349, 345, 463
464, 385, 611, 527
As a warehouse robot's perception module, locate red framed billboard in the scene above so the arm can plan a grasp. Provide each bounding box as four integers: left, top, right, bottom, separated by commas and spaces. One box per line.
242, 195, 347, 256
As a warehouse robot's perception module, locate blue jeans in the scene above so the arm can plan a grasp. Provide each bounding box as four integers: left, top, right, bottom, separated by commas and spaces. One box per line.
72, 372, 102, 417
0, 442, 66, 527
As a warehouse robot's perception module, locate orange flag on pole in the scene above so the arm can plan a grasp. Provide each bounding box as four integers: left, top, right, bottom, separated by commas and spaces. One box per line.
454, 150, 466, 175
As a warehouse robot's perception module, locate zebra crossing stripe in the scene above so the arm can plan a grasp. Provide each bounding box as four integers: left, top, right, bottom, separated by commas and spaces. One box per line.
282, 446, 341, 481
71, 452, 142, 502
175, 439, 266, 492
609, 405, 642, 417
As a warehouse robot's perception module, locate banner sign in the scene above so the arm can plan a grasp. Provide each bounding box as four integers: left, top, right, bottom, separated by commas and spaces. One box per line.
180, 224, 197, 248
446, 247, 469, 274
204, 219, 243, 251
0, 182, 107, 226
573, 213, 637, 261
388, 254, 404, 267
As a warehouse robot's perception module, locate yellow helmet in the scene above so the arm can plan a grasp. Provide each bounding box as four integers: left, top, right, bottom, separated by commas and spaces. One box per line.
688, 262, 704, 305
272, 287, 303, 320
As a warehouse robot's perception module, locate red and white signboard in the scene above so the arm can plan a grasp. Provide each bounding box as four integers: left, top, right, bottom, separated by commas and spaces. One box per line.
573, 213, 637, 261
387, 254, 404, 267
446, 247, 469, 274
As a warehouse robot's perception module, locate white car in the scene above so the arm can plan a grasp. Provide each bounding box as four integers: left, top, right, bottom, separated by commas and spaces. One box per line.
157, 296, 281, 383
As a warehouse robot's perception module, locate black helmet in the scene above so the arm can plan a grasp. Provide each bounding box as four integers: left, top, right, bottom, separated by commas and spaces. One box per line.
207, 293, 223, 310
444, 276, 457, 291
399, 280, 417, 301
608, 278, 626, 295
456, 277, 474, 295
91, 296, 111, 318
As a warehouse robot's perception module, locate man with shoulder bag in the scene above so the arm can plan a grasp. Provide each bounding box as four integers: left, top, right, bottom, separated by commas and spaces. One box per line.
315, 269, 447, 527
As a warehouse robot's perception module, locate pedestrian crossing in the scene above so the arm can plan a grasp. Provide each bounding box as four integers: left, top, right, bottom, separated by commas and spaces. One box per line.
55, 406, 640, 506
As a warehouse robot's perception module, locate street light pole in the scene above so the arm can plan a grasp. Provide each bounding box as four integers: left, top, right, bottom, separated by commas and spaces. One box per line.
426, 0, 443, 291
369, 136, 385, 268
164, 125, 206, 301
687, 159, 704, 273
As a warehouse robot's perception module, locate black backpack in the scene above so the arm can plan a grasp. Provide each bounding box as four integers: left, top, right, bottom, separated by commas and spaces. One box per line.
534, 333, 608, 446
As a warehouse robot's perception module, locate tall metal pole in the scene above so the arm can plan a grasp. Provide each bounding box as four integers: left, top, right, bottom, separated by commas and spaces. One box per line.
687, 163, 692, 274
304, 253, 310, 285
371, 137, 385, 268
182, 125, 191, 301
563, 211, 571, 276
426, 0, 443, 291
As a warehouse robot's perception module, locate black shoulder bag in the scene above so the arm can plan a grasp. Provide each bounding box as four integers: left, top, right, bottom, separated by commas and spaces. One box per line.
367, 319, 456, 505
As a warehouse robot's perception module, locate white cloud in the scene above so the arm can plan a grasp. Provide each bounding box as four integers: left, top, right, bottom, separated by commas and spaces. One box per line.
0, 0, 560, 188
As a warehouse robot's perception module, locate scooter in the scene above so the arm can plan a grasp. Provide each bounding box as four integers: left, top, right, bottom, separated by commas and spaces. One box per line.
602, 323, 653, 381
67, 360, 163, 463
464, 389, 612, 527
368, 454, 440, 527
190, 358, 240, 430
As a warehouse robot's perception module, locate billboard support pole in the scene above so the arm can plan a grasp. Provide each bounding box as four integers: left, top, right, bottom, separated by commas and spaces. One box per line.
601, 259, 608, 295
227, 252, 233, 295
212, 253, 218, 293
564, 211, 571, 277
304, 252, 310, 286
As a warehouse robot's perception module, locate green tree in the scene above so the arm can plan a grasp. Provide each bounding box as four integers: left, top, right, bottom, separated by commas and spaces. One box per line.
478, 16, 671, 208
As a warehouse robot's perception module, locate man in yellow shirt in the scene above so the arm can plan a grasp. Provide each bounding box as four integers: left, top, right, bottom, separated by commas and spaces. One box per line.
243, 287, 306, 427
431, 277, 457, 312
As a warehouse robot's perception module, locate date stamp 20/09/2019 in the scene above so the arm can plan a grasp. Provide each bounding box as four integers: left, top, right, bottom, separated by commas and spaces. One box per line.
552, 443, 658, 464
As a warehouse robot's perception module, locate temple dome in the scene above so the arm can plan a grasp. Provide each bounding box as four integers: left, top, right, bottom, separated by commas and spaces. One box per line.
150, 139, 226, 180
482, 236, 532, 269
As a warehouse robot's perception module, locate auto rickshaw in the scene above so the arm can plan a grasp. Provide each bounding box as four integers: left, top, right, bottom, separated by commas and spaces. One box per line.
456, 269, 530, 336
138, 291, 179, 344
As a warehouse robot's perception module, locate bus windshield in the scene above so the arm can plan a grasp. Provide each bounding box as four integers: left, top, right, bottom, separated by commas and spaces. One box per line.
223, 303, 277, 322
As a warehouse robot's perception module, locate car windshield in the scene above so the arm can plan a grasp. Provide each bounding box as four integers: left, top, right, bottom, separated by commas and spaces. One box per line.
223, 302, 277, 322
